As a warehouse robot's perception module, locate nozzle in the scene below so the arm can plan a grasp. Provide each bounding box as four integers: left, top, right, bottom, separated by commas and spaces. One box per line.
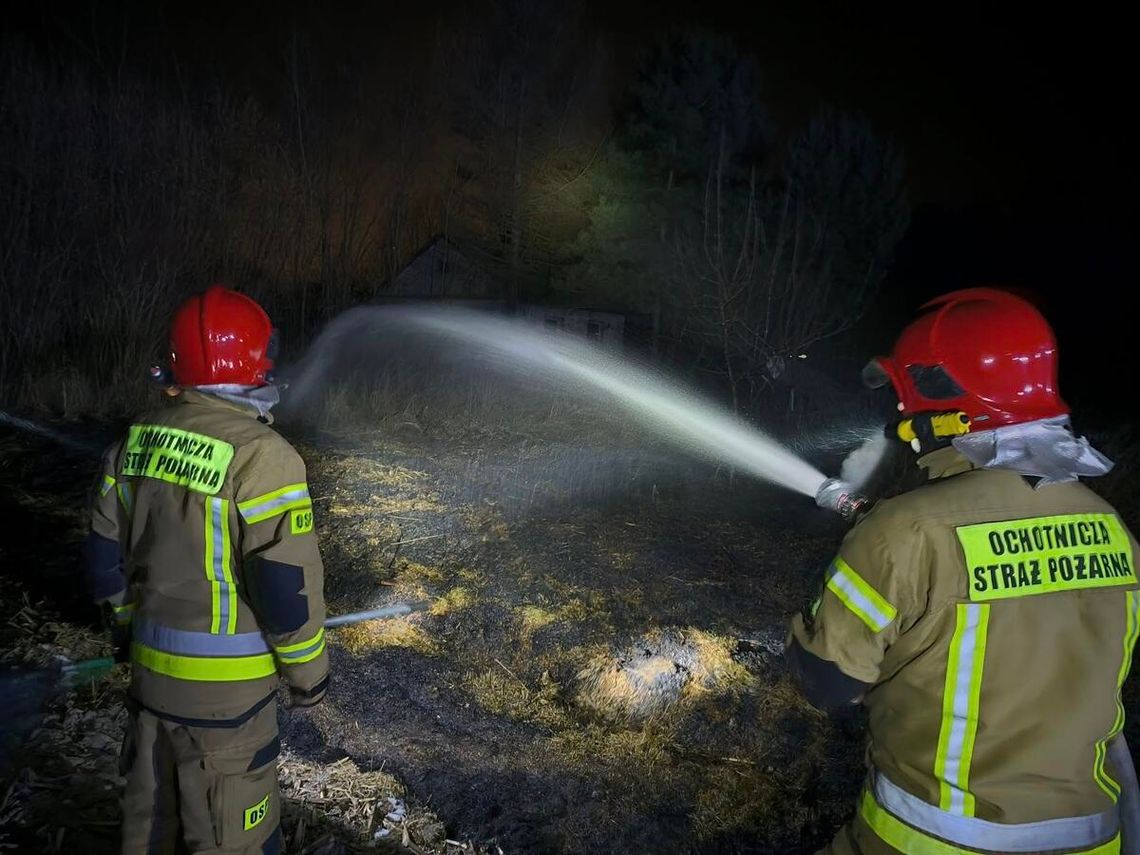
815, 477, 870, 523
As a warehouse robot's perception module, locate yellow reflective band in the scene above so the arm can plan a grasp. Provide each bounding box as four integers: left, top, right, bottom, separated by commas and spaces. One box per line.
1094, 740, 1118, 801
237, 483, 310, 524
861, 790, 964, 855
1096, 590, 1140, 800
274, 629, 326, 664
220, 500, 236, 635
958, 513, 1135, 601
121, 424, 234, 496
112, 601, 136, 626
1085, 836, 1123, 855
100, 475, 116, 496
205, 497, 221, 634
205, 497, 238, 635
826, 557, 897, 632
274, 628, 324, 654
934, 603, 990, 816
131, 641, 277, 682
862, 791, 1121, 855
116, 482, 133, 513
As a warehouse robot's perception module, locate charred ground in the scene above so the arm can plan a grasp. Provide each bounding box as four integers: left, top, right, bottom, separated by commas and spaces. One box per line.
2, 404, 1138, 854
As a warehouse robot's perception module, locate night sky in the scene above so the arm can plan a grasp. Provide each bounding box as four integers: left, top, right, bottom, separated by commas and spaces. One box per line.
5, 0, 1131, 412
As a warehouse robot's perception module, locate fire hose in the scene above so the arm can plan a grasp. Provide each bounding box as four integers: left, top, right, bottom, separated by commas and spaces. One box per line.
52, 600, 427, 691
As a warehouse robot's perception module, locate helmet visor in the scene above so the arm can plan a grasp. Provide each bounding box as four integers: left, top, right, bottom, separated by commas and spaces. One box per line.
862, 358, 892, 390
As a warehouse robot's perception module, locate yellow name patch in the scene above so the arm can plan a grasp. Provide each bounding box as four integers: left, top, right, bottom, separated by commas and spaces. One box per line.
957, 513, 1135, 601
243, 794, 269, 831
290, 507, 314, 535
121, 424, 234, 496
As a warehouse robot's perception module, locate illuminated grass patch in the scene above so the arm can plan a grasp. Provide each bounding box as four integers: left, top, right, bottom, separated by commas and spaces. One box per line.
429, 586, 476, 616
336, 616, 437, 655
576, 627, 756, 722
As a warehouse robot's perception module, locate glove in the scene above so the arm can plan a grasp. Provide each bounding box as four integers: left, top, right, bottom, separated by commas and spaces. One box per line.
111, 623, 132, 664
103, 601, 133, 664
289, 675, 329, 709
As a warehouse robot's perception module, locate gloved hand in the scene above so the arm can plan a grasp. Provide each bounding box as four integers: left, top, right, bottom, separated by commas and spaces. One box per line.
288, 675, 329, 709
111, 622, 132, 664
102, 601, 133, 664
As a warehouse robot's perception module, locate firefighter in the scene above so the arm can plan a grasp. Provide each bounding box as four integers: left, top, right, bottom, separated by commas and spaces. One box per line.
84, 285, 329, 855
789, 288, 1139, 854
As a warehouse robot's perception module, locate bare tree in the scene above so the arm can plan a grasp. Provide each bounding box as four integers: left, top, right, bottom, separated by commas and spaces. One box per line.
441, 0, 610, 306
675, 110, 908, 411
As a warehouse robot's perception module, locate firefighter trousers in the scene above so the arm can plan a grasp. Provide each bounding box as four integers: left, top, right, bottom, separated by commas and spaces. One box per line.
818, 811, 900, 855
120, 700, 281, 855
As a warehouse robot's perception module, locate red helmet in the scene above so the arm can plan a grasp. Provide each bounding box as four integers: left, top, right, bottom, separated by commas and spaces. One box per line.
168, 285, 275, 387
864, 287, 1068, 428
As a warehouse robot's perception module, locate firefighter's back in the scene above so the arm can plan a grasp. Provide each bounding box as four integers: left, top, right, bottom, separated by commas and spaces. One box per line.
110, 390, 314, 724
865, 458, 1139, 826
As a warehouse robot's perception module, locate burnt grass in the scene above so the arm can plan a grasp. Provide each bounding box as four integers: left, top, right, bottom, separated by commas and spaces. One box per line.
284, 421, 865, 854
4, 413, 1137, 854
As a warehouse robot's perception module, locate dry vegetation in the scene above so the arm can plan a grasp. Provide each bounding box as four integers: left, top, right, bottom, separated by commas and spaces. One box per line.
6, 397, 1136, 853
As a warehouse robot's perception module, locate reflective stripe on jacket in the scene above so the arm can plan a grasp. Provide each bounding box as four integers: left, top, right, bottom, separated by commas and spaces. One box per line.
87, 390, 329, 724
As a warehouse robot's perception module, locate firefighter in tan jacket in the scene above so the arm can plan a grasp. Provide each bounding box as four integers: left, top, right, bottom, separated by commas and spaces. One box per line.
85, 285, 329, 855
790, 289, 1139, 854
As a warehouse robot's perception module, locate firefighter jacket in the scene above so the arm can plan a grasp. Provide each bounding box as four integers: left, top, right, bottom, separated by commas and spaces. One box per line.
85, 390, 329, 725
790, 447, 1139, 854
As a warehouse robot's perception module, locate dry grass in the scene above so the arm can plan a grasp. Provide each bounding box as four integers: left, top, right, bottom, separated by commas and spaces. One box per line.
328, 494, 447, 517
383, 561, 448, 605
460, 502, 511, 542
549, 723, 672, 777
396, 561, 446, 584
691, 763, 794, 840
428, 587, 476, 617
311, 454, 432, 491
515, 599, 592, 641
517, 605, 558, 634
335, 617, 438, 656
279, 750, 456, 854
575, 628, 755, 723
0, 416, 869, 852
683, 629, 755, 694
1, 595, 112, 668
462, 667, 570, 730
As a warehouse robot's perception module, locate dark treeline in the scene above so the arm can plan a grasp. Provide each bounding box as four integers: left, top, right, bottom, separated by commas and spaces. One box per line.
1, 1, 907, 416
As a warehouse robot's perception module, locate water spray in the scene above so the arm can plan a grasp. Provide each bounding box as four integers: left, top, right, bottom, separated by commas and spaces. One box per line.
0, 409, 100, 455
290, 306, 837, 500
